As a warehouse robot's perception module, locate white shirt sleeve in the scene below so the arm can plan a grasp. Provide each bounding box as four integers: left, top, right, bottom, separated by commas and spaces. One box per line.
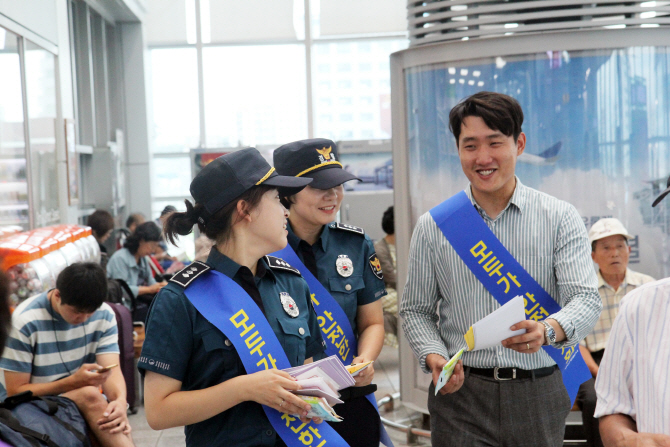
593, 298, 636, 420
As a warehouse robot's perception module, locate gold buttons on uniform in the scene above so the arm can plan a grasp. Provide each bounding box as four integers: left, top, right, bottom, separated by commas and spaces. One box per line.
224, 339, 232, 346
298, 327, 305, 335
345, 284, 352, 291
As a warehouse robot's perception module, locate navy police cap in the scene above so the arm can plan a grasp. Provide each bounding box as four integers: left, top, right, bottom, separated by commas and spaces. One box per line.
190, 147, 312, 221
273, 138, 360, 190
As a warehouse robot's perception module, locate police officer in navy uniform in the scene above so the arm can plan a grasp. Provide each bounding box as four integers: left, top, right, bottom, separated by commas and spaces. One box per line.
138, 148, 326, 447
274, 139, 387, 447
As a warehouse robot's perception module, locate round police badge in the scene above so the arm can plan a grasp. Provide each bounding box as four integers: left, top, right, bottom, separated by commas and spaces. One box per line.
336, 255, 354, 277
280, 292, 299, 318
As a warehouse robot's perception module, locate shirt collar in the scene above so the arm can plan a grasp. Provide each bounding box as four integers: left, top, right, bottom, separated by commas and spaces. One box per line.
465, 176, 527, 218
596, 268, 639, 290
205, 246, 273, 282
286, 221, 329, 251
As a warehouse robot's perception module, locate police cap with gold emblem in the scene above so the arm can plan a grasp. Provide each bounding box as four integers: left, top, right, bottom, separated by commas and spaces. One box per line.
190, 147, 312, 223
273, 138, 360, 190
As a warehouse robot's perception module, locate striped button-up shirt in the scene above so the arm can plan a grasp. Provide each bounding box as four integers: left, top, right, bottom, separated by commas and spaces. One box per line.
584, 269, 654, 352
594, 278, 670, 435
400, 179, 601, 372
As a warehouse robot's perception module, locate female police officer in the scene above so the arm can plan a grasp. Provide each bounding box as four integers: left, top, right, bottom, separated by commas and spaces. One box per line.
273, 139, 387, 447
137, 148, 327, 447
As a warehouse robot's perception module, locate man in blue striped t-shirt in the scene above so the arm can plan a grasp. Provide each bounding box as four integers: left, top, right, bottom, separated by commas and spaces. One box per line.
0, 263, 135, 447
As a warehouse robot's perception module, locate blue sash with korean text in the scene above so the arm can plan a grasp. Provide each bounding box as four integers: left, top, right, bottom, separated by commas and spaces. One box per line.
272, 246, 394, 447
183, 269, 349, 447
429, 190, 590, 405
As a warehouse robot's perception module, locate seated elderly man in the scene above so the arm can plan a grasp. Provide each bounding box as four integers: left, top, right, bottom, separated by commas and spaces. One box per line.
594, 182, 670, 446
576, 218, 654, 447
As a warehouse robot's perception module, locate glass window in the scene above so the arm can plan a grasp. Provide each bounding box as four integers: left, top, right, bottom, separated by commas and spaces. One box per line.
405, 46, 670, 278
312, 38, 407, 141
150, 48, 200, 153
152, 157, 192, 198
24, 40, 59, 227
337, 63, 351, 72
202, 44, 308, 147
0, 28, 29, 228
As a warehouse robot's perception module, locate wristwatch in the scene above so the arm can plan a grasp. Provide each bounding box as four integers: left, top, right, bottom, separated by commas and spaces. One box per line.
542, 320, 556, 345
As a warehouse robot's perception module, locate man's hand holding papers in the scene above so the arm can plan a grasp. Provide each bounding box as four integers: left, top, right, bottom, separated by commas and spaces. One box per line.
427, 353, 464, 396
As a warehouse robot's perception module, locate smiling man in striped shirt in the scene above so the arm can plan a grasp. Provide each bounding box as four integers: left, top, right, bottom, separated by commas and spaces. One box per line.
400, 91, 602, 446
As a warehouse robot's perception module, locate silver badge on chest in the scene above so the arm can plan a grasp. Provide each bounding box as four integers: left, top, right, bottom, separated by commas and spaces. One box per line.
336, 255, 354, 277
280, 292, 299, 318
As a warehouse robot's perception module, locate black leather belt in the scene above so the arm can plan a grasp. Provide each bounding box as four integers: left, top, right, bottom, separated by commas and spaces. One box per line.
467, 365, 557, 381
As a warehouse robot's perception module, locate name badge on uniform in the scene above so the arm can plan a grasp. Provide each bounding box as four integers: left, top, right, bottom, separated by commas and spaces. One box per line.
280, 292, 299, 317
336, 255, 354, 277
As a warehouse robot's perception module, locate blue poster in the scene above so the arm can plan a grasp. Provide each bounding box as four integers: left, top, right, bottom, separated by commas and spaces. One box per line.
406, 47, 670, 279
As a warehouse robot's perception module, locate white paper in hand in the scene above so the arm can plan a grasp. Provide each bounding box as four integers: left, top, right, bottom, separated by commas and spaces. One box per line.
464, 295, 526, 351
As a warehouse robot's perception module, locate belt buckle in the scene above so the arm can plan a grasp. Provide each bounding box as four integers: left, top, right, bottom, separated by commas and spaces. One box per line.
493, 366, 516, 381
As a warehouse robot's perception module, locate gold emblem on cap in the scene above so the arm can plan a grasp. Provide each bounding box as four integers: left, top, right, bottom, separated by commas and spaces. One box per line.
316, 146, 332, 160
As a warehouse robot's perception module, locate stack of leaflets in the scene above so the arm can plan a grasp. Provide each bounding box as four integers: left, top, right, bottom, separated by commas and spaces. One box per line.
282, 355, 359, 422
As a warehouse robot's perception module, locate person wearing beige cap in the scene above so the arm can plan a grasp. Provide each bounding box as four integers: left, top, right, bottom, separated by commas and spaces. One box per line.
576, 218, 655, 447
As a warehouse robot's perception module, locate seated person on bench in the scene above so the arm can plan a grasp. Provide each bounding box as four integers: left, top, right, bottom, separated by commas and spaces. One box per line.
0, 263, 135, 447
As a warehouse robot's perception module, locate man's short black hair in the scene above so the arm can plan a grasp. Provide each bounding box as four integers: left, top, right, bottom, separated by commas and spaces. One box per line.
381, 206, 394, 235
87, 210, 114, 240
56, 263, 108, 313
449, 91, 524, 145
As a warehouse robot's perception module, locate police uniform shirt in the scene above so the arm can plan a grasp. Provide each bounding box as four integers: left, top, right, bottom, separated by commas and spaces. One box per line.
137, 247, 325, 447
287, 222, 387, 336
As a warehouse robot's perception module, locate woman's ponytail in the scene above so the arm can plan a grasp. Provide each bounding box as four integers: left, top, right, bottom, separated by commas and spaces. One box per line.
164, 200, 202, 245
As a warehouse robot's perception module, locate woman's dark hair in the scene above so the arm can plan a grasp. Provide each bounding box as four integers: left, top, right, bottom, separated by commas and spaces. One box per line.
449, 91, 524, 145
165, 185, 273, 246
124, 221, 162, 255
280, 195, 296, 210
57, 262, 108, 313
381, 206, 394, 235
87, 210, 115, 240
0, 269, 11, 353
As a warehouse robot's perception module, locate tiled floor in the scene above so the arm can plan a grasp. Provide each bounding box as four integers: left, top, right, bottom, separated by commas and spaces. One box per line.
128, 345, 429, 447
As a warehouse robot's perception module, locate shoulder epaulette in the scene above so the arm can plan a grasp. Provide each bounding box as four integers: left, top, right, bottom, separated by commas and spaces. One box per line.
169, 261, 211, 288
330, 222, 365, 235
264, 256, 301, 276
